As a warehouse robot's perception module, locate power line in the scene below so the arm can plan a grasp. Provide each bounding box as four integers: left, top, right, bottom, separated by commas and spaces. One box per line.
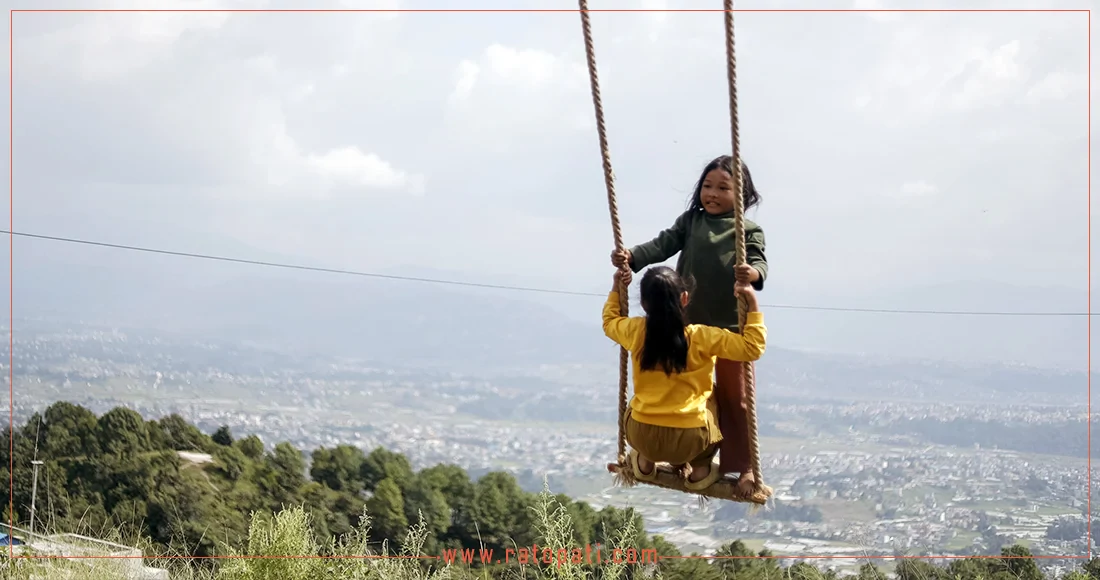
1, 229, 1092, 317
2, 230, 592, 296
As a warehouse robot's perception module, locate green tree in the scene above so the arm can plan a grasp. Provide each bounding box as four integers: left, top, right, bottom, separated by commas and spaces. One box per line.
310, 444, 366, 492
146, 463, 241, 557
465, 472, 535, 551
236, 435, 265, 459
360, 447, 413, 492
946, 557, 989, 580
1084, 558, 1100, 580
99, 450, 180, 514
989, 545, 1042, 580
97, 407, 151, 456
43, 402, 101, 458
212, 445, 248, 480
856, 563, 885, 580
299, 482, 364, 544
403, 474, 452, 544
666, 555, 722, 580
896, 559, 946, 580
365, 477, 408, 543
145, 419, 168, 449
157, 414, 210, 452
258, 442, 306, 511
706, 541, 784, 580
418, 464, 476, 549
3, 503, 17, 527
650, 535, 699, 580
212, 425, 235, 447
713, 540, 762, 578
591, 505, 648, 551
1, 426, 39, 525
788, 562, 825, 580
755, 548, 785, 580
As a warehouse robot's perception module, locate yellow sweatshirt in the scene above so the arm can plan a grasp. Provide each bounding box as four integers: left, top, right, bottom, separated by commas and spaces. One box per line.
601, 291, 767, 429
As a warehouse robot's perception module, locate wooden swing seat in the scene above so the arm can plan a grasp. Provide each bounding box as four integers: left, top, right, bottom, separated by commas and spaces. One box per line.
605, 462, 770, 505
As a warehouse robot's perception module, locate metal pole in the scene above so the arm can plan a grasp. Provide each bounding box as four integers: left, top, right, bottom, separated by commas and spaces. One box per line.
29, 460, 43, 535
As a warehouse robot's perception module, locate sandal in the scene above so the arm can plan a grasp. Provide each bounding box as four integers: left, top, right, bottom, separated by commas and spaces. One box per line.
683, 459, 722, 491
629, 450, 658, 482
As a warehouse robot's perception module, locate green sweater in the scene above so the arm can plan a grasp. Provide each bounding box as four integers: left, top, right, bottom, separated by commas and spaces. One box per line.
629, 209, 768, 332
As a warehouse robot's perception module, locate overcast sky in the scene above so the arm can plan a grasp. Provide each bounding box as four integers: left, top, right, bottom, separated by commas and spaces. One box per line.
2, 0, 1095, 311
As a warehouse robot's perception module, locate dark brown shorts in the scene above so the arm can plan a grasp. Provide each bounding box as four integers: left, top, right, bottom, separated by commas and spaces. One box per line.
625, 396, 723, 469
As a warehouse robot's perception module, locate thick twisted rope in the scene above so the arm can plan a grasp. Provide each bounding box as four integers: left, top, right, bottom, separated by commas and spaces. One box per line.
724, 0, 764, 493
578, 0, 630, 469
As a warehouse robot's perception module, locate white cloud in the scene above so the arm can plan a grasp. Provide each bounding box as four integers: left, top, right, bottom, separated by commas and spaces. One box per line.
307, 148, 425, 195
25, 1, 247, 81
16, 3, 424, 200
1024, 70, 1087, 104
444, 43, 591, 151
447, 45, 567, 104
854, 30, 1032, 122
245, 109, 423, 197
898, 181, 939, 197
483, 44, 577, 89
949, 40, 1024, 109
449, 60, 480, 103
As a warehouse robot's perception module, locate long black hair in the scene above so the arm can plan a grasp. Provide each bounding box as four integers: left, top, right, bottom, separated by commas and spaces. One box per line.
686, 155, 761, 214
639, 266, 689, 376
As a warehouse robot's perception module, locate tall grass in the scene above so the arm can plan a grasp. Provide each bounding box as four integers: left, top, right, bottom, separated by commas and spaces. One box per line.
2, 485, 659, 580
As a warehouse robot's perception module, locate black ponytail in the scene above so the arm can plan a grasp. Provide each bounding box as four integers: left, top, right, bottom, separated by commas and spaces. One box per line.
639, 266, 689, 375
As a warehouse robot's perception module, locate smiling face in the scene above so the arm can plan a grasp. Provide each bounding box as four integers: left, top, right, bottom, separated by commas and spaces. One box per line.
699, 168, 737, 215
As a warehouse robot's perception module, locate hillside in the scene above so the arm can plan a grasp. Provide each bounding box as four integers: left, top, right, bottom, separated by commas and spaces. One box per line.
1, 401, 637, 560
2, 403, 1091, 580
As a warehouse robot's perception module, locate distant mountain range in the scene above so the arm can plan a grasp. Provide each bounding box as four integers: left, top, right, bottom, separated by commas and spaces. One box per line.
759, 280, 1092, 372
8, 235, 610, 371
7, 233, 1095, 381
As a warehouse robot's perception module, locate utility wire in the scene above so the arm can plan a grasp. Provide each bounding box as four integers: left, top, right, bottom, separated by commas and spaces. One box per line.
2, 229, 1092, 317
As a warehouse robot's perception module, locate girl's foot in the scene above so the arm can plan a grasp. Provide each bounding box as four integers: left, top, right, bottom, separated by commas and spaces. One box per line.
636, 455, 655, 477
737, 470, 756, 495
629, 450, 659, 482
684, 459, 722, 491
688, 463, 711, 484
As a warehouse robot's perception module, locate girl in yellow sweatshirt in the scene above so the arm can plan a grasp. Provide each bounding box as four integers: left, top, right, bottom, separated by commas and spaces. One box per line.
602, 266, 766, 491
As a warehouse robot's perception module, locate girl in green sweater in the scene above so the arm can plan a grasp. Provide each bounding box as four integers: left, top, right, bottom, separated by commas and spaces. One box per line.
611, 154, 767, 494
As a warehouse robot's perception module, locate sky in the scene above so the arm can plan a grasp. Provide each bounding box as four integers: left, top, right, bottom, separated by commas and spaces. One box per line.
0, 0, 1096, 370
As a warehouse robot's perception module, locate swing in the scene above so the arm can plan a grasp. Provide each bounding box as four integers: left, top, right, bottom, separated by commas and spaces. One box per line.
578, 0, 772, 505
